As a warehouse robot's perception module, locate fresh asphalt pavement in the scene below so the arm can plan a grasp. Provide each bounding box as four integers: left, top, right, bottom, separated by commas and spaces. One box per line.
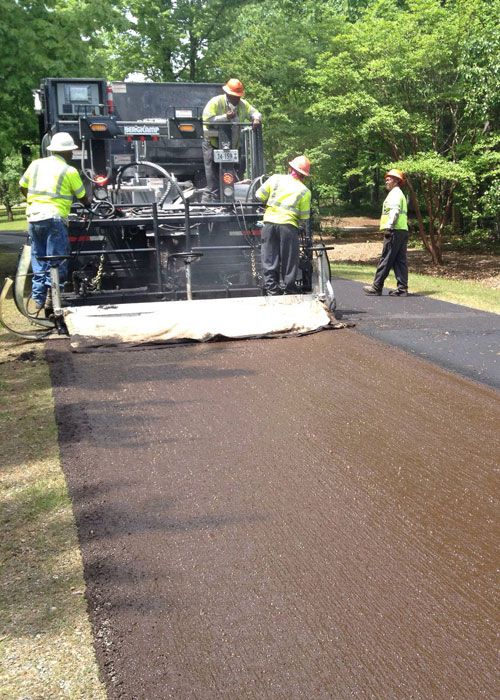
333, 276, 499, 390
0, 230, 27, 251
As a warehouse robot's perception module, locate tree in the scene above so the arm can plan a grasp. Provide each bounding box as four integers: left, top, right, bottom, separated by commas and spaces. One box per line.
0, 0, 126, 160
304, 0, 499, 263
0, 153, 23, 221
96, 0, 257, 82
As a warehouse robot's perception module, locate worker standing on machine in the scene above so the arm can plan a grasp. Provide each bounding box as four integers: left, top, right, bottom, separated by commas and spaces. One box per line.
255, 156, 311, 295
19, 132, 91, 314
202, 78, 262, 202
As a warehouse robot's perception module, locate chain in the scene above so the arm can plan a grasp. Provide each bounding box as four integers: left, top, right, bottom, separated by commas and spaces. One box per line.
250, 249, 257, 280
90, 254, 105, 290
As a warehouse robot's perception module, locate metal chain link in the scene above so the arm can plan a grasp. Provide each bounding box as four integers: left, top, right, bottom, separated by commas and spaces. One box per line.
90, 254, 105, 290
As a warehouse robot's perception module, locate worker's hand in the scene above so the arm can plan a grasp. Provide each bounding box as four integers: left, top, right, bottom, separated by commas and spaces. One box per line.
384, 228, 394, 238
252, 119, 261, 130
226, 108, 236, 119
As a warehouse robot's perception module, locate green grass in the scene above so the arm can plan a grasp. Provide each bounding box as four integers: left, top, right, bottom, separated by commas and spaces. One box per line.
333, 262, 500, 314
0, 219, 27, 232
0, 330, 106, 700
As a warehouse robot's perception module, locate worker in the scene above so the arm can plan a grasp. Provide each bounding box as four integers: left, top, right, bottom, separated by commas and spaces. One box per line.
19, 132, 91, 313
202, 78, 262, 202
255, 155, 311, 295
363, 168, 409, 296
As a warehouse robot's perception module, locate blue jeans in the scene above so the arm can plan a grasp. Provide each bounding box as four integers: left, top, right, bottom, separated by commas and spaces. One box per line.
29, 218, 70, 306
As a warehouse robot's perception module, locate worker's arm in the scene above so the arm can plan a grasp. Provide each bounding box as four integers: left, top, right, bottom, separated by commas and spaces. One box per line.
255, 176, 273, 204
241, 98, 262, 128
79, 192, 92, 209
203, 96, 234, 124
67, 168, 92, 209
19, 164, 32, 199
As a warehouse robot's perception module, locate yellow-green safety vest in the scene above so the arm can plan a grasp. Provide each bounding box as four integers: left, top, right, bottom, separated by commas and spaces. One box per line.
19, 154, 86, 220
380, 186, 408, 230
202, 95, 261, 147
256, 174, 311, 229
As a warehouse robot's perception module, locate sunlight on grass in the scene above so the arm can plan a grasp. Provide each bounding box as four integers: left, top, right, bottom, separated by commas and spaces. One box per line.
333, 262, 500, 314
0, 219, 27, 232
0, 330, 106, 700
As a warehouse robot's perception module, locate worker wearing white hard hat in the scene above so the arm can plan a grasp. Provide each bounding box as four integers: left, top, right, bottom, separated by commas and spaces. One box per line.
255, 156, 312, 295
19, 132, 91, 314
45, 132, 79, 151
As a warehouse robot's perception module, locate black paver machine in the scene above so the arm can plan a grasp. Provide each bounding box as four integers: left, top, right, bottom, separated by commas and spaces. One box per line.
1, 77, 335, 347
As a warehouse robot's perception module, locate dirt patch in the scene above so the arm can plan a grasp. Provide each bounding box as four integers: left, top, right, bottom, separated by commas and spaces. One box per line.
318, 217, 499, 289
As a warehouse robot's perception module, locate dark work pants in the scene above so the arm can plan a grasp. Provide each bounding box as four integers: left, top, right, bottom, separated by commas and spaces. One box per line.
202, 140, 219, 199
261, 223, 300, 294
373, 229, 409, 292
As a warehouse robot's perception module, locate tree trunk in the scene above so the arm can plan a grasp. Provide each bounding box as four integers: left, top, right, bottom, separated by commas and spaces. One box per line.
5, 201, 14, 222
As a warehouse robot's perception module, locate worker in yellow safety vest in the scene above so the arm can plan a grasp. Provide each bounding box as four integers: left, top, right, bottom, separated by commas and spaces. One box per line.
363, 168, 409, 296
255, 155, 311, 295
202, 78, 262, 202
19, 132, 91, 313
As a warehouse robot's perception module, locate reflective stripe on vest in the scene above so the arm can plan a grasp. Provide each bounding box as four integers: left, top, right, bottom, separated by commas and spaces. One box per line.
267, 184, 308, 214
27, 160, 73, 201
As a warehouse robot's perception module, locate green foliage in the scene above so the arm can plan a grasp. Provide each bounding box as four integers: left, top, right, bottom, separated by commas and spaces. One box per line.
0, 153, 23, 218
0, 0, 126, 160
2, 0, 497, 259
96, 0, 257, 81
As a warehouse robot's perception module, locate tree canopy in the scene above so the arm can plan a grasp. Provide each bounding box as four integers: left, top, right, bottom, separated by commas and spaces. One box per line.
1, 0, 498, 259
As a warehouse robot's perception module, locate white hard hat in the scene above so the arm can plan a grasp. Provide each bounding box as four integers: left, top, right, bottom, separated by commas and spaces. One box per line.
47, 132, 78, 152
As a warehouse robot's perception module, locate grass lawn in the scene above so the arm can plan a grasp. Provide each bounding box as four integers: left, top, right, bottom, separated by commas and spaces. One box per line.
333, 262, 500, 314
0, 246, 106, 699
0, 219, 27, 232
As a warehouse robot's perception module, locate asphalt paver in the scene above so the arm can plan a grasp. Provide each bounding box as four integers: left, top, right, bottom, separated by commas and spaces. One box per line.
46, 329, 498, 699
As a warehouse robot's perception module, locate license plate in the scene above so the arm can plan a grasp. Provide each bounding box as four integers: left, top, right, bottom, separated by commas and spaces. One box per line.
213, 149, 239, 163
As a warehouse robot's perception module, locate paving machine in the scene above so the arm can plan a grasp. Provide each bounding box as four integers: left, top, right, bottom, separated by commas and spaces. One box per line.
1, 77, 336, 347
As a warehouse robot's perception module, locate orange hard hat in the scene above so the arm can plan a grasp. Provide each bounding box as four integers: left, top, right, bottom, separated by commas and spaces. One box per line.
223, 79, 245, 97
289, 155, 311, 177
385, 168, 405, 183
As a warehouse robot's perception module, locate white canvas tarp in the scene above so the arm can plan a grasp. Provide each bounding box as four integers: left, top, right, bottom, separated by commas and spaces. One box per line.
64, 294, 333, 348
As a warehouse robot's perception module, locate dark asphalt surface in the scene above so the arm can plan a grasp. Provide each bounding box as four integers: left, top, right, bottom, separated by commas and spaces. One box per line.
4, 232, 498, 696
46, 327, 498, 699
0, 230, 27, 251
333, 277, 499, 389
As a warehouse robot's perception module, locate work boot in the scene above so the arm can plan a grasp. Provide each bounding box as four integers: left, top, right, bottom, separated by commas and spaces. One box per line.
363, 285, 382, 296
26, 297, 44, 317
388, 289, 408, 296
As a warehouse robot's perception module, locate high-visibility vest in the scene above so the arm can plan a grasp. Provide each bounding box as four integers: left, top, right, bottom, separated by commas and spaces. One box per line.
255, 174, 311, 229
19, 155, 86, 220
380, 186, 408, 230
202, 94, 261, 147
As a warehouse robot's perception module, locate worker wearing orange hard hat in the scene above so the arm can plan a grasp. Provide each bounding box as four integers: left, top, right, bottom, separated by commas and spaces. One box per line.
255, 156, 311, 295
202, 79, 262, 202
364, 168, 410, 297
